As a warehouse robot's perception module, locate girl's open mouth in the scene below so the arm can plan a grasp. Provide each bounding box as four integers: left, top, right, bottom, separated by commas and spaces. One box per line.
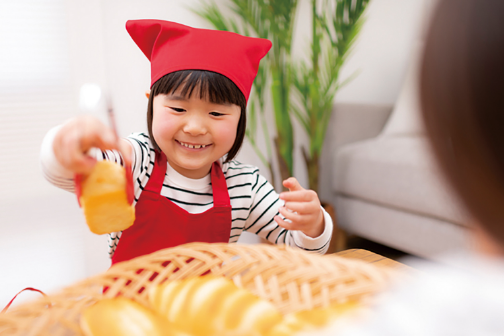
176, 140, 211, 150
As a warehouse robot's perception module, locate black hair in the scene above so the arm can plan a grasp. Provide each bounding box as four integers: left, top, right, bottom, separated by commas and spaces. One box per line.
147, 70, 247, 162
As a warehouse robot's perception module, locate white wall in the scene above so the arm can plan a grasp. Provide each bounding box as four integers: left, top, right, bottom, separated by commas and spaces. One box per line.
335, 0, 429, 105
0, 0, 431, 308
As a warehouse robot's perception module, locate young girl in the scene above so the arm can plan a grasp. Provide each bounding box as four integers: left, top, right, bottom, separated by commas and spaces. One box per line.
40, 19, 333, 265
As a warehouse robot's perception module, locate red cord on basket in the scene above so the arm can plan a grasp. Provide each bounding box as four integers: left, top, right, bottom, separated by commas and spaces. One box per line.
1, 287, 48, 313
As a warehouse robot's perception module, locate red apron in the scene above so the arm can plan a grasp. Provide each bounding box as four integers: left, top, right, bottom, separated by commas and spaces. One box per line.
111, 151, 232, 265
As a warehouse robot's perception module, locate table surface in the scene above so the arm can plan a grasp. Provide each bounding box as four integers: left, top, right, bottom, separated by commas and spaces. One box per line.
335, 248, 413, 271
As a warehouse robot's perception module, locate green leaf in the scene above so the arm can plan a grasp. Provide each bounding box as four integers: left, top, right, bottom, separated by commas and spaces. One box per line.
291, 103, 310, 135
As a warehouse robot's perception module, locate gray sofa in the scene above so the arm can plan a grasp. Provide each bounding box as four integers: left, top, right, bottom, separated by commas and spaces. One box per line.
328, 46, 473, 262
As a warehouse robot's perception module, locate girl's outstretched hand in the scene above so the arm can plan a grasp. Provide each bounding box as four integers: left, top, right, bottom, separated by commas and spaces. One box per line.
275, 177, 325, 238
53, 115, 132, 176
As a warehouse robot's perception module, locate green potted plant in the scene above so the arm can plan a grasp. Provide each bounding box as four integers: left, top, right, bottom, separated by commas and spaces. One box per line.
194, 0, 368, 194
292, 0, 369, 193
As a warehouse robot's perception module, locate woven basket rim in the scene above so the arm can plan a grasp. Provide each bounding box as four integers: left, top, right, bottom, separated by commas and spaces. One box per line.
0, 243, 396, 335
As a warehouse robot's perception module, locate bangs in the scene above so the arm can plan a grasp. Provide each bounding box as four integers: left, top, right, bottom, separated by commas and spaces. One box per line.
151, 70, 245, 107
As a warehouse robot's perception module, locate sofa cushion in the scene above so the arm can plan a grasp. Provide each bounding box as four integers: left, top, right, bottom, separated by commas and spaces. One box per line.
380, 41, 425, 137
334, 136, 470, 226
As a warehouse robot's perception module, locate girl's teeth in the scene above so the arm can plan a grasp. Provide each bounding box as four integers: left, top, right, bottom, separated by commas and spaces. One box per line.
180, 141, 206, 149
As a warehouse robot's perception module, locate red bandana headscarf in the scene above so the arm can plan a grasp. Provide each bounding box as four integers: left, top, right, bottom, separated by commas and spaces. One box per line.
126, 19, 272, 102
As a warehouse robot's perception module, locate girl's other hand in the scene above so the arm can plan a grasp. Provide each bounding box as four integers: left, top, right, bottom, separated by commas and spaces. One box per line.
53, 115, 132, 176
275, 177, 325, 238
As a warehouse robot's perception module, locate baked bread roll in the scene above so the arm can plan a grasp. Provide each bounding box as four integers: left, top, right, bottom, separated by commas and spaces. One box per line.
79, 160, 135, 234
149, 275, 283, 336
266, 301, 360, 336
81, 297, 187, 336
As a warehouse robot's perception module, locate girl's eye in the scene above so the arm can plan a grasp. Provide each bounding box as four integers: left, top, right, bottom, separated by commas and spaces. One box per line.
170, 107, 185, 112
210, 112, 224, 117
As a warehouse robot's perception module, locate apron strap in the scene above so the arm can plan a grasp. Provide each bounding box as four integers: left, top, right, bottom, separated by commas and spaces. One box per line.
143, 150, 167, 194
211, 162, 231, 208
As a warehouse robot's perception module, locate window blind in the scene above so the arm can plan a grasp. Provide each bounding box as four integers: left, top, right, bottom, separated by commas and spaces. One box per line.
0, 0, 75, 201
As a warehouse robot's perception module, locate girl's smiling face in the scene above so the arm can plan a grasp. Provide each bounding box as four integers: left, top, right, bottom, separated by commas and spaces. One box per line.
151, 89, 241, 179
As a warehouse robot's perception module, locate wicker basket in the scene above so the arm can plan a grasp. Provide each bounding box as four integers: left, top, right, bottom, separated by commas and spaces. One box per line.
0, 243, 397, 335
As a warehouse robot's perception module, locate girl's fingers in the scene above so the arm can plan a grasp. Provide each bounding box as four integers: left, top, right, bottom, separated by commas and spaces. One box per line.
283, 177, 303, 191
57, 142, 95, 174
73, 127, 113, 174
282, 201, 315, 214
54, 116, 121, 175
71, 153, 97, 175
80, 125, 117, 152
82, 123, 133, 166
55, 130, 92, 174
82, 126, 132, 166
276, 180, 326, 237
280, 190, 316, 202
278, 206, 303, 223
274, 215, 294, 230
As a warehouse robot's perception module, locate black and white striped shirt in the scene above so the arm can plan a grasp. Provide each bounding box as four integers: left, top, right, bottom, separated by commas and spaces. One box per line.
41, 129, 333, 257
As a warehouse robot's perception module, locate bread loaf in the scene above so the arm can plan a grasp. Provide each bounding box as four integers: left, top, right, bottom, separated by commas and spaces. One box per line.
80, 161, 135, 234
149, 275, 283, 336
80, 297, 187, 336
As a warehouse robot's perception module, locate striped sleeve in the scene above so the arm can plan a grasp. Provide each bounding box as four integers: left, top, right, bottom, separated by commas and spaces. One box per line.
40, 125, 75, 193
243, 171, 333, 254
40, 125, 115, 192
39, 125, 138, 193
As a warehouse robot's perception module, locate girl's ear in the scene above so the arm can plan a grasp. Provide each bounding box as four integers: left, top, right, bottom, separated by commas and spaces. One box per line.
145, 90, 150, 99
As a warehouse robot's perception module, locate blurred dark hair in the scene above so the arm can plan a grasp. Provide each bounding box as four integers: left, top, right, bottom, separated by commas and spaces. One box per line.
147, 70, 247, 162
420, 0, 504, 245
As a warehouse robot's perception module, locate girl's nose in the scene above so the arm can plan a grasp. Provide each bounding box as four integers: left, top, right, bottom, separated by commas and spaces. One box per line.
182, 115, 207, 136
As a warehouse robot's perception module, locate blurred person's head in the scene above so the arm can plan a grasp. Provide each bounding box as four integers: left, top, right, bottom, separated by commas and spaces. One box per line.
421, 0, 504, 253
